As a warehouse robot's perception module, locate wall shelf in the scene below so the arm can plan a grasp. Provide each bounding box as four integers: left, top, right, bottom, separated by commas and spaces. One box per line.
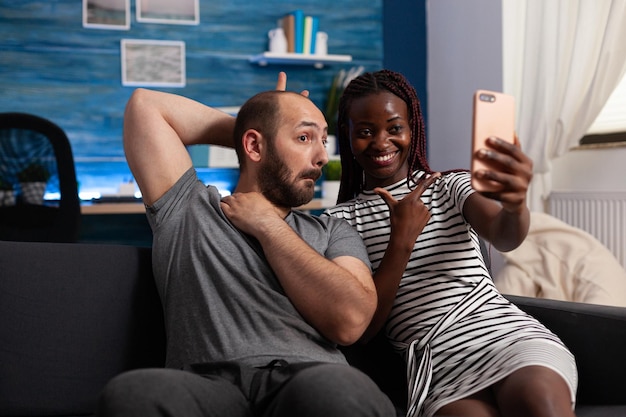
249, 52, 352, 69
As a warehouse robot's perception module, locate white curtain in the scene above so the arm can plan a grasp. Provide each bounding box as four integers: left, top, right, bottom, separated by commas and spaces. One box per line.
502, 0, 626, 212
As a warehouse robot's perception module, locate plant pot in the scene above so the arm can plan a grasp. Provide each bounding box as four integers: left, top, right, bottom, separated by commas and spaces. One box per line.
322, 180, 340, 206
20, 181, 47, 205
326, 134, 337, 155
0, 190, 16, 206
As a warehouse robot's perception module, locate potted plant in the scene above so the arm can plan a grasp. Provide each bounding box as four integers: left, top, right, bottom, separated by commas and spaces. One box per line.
322, 158, 342, 205
17, 162, 51, 204
324, 66, 365, 154
0, 177, 16, 206
323, 158, 342, 181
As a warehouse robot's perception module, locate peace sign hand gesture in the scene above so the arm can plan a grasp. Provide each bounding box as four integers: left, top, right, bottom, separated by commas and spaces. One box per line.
374, 172, 441, 249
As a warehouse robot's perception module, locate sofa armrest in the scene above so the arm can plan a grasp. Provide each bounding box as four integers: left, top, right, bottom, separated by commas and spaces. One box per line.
505, 294, 626, 405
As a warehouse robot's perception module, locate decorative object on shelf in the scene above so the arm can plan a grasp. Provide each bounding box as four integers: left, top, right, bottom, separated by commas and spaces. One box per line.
324, 66, 365, 135
17, 162, 51, 205
268, 27, 288, 54
0, 177, 15, 207
322, 157, 341, 205
315, 31, 328, 56
252, 11, 348, 69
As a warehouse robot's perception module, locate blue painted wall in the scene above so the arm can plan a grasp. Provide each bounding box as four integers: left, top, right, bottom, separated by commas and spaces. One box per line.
383, 0, 428, 134
0, 0, 382, 196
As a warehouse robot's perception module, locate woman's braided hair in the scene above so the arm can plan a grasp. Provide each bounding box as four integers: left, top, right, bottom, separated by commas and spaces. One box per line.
336, 69, 432, 203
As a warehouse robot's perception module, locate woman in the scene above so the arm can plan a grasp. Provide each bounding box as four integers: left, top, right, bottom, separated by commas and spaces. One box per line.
323, 69, 577, 417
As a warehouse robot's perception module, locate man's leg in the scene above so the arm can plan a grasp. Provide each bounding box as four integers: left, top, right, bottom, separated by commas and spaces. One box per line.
263, 363, 395, 417
96, 368, 252, 417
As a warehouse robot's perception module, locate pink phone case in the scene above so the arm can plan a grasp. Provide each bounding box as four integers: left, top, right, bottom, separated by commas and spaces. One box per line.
471, 90, 515, 192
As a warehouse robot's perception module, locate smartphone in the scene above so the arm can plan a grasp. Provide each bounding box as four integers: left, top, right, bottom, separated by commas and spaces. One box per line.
471, 89, 515, 192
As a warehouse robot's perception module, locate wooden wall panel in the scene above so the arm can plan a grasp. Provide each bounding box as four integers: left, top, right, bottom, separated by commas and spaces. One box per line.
0, 0, 382, 195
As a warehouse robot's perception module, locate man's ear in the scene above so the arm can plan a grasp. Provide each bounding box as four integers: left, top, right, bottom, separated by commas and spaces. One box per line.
242, 129, 263, 163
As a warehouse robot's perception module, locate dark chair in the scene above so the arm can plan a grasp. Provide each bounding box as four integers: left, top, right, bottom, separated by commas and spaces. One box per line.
0, 112, 80, 242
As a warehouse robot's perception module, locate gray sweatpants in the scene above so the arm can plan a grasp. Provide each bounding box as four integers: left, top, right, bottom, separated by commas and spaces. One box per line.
96, 360, 395, 417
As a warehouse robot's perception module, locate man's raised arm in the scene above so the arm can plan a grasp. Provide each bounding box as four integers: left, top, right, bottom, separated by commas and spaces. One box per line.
123, 88, 236, 205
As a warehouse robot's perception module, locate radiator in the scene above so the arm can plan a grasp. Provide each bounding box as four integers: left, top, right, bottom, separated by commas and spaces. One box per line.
548, 191, 626, 270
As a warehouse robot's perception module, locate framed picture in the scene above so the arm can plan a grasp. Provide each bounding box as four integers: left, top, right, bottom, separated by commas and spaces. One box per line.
136, 0, 199, 25
83, 0, 130, 30
121, 39, 186, 87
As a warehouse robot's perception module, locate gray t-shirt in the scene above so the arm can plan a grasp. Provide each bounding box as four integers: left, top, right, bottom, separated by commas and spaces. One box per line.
147, 168, 371, 369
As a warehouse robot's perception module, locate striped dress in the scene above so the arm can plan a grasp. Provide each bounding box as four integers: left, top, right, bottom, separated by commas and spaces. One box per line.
323, 171, 578, 417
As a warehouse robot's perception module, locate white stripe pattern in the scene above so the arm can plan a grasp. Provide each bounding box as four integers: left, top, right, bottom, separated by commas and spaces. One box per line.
324, 171, 577, 417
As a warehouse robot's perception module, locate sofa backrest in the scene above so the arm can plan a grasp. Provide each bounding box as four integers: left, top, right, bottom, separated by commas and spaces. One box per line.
0, 241, 165, 417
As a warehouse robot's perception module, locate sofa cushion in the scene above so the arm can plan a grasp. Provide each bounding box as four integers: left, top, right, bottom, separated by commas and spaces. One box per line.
506, 295, 626, 406
0, 241, 165, 416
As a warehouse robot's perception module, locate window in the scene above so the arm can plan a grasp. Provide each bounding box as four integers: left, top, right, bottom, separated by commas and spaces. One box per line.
580, 72, 626, 146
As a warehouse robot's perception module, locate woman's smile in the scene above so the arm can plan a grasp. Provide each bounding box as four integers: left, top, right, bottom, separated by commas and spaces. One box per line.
348, 91, 412, 188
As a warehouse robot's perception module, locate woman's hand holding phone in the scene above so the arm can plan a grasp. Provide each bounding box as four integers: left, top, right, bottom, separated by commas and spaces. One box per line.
471, 90, 533, 212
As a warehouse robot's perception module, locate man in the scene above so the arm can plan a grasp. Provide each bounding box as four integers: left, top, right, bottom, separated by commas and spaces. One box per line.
96, 74, 395, 417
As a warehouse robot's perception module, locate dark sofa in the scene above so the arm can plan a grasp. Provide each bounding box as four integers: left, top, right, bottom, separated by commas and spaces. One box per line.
1, 240, 625, 417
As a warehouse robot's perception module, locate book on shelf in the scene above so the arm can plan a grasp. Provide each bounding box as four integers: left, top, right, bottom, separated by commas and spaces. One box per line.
303, 15, 319, 55
290, 9, 304, 54
279, 11, 320, 55
280, 13, 295, 53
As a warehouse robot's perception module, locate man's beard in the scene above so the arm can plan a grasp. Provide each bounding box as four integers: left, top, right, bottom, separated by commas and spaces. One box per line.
258, 146, 321, 208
